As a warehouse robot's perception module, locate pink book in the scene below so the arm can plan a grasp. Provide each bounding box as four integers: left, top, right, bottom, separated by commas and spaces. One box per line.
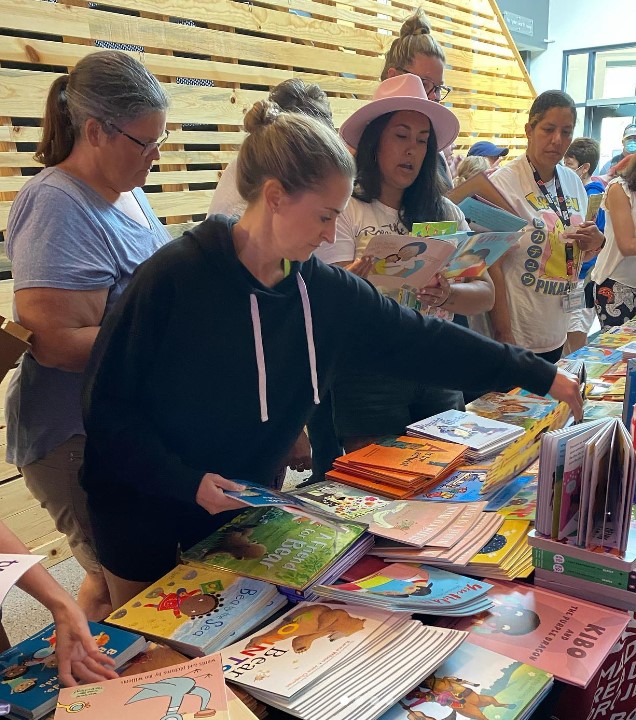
440, 579, 630, 688
55, 654, 229, 719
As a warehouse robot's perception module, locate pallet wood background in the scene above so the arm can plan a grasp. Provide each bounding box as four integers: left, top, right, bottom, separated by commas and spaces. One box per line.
0, 0, 534, 562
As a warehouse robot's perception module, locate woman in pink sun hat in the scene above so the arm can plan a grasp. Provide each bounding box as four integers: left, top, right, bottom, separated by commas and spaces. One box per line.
314, 73, 495, 453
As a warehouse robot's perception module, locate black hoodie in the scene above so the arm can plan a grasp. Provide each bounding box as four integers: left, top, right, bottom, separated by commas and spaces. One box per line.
81, 216, 556, 504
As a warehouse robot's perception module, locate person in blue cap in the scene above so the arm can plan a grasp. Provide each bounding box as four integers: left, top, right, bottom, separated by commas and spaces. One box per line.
467, 141, 510, 169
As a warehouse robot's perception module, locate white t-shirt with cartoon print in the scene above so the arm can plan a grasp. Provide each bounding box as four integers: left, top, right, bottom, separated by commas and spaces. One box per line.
488, 154, 588, 353
314, 196, 469, 319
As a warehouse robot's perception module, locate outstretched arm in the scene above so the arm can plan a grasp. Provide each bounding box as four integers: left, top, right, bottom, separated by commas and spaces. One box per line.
0, 521, 118, 687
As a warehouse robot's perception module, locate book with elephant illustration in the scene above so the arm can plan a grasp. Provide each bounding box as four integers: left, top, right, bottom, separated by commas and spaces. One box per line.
54, 654, 232, 720
181, 507, 368, 591
104, 564, 287, 657
221, 601, 467, 720
379, 640, 553, 720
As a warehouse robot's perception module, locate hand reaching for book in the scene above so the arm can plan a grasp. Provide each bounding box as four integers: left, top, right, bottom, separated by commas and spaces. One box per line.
195, 473, 248, 515
417, 273, 451, 308
345, 256, 374, 278
548, 368, 584, 421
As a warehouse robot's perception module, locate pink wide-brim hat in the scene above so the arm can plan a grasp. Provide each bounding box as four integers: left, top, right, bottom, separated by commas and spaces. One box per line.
339, 73, 460, 151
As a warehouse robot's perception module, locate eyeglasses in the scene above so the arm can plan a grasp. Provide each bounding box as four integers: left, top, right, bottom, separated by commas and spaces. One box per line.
395, 67, 452, 101
108, 123, 170, 157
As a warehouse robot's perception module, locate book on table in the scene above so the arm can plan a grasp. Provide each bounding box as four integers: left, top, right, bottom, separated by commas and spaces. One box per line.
221, 601, 467, 720
439, 579, 630, 688
180, 506, 369, 595
105, 563, 287, 657
379, 640, 553, 720
0, 622, 145, 720
54, 654, 237, 720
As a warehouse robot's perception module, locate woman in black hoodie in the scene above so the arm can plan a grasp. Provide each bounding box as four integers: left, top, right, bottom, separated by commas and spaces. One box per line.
81, 99, 583, 607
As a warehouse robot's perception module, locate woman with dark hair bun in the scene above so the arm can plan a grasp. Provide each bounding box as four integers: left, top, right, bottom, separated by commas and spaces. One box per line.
5, 50, 170, 619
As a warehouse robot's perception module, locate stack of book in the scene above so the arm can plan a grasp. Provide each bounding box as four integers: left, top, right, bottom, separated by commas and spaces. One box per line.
536, 417, 635, 552
221, 601, 467, 720
181, 506, 372, 602
54, 654, 253, 720
440, 579, 631, 688
326, 435, 466, 498
529, 505, 636, 611
379, 641, 553, 720
292, 479, 490, 548
407, 409, 525, 461
0, 622, 146, 720
105, 563, 288, 656
313, 560, 494, 615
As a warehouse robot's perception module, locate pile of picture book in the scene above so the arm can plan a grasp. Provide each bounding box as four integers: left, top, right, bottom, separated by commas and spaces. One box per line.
180, 505, 373, 602
326, 435, 467, 498
220, 601, 467, 720
53, 652, 258, 720
0, 620, 147, 720
532, 414, 636, 610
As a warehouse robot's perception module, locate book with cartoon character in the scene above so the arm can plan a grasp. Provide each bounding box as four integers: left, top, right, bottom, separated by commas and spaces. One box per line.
441, 230, 522, 280
466, 392, 560, 431
314, 563, 494, 616
105, 564, 287, 657
181, 507, 369, 593
0, 622, 145, 720
439, 579, 630, 687
54, 654, 230, 720
221, 601, 467, 720
379, 640, 553, 720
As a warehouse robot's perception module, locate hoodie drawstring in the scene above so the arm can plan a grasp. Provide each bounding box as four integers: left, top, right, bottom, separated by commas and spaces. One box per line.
249, 273, 320, 423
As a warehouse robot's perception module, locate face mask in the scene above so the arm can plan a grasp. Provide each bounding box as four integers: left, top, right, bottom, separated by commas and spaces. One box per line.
626, 140, 636, 154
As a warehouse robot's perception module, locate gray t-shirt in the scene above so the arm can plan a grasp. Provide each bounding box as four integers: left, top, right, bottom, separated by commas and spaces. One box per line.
5, 167, 170, 466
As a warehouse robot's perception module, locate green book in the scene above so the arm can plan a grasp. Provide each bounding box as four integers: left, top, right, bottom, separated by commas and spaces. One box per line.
532, 547, 636, 591
181, 506, 367, 591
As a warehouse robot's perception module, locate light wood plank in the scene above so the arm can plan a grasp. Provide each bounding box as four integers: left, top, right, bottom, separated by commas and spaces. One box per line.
32, 532, 72, 568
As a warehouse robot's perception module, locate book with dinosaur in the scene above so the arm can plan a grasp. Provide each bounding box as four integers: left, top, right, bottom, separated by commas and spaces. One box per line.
54, 654, 230, 720
221, 601, 467, 720
440, 579, 630, 687
105, 564, 287, 657
379, 641, 553, 720
0, 622, 145, 720
181, 506, 368, 592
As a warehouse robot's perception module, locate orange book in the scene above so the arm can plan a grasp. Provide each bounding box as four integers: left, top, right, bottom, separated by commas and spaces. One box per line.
337, 441, 466, 478
326, 469, 416, 499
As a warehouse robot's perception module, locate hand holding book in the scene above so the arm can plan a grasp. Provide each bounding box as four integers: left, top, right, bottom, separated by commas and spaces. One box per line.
548, 369, 584, 422
195, 473, 247, 515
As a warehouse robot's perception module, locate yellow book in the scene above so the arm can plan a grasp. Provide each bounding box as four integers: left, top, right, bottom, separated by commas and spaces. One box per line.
469, 519, 530, 566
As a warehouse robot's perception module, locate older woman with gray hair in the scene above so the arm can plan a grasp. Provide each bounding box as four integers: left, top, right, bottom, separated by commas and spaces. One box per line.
5, 50, 171, 619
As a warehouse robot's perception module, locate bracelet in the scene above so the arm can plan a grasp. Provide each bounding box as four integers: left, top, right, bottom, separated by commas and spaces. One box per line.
438, 285, 453, 308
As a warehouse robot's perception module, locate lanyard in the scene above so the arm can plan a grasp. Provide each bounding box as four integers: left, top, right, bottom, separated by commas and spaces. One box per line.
527, 156, 576, 282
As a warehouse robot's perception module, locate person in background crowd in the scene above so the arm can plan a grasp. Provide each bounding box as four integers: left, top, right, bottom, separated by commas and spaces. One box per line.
5, 51, 171, 620
453, 156, 490, 186
208, 79, 336, 483
591, 154, 636, 330
482, 90, 604, 363
467, 140, 509, 168
314, 74, 495, 452
563, 137, 606, 352
600, 123, 636, 175
80, 97, 584, 606
443, 141, 463, 184
0, 521, 118, 686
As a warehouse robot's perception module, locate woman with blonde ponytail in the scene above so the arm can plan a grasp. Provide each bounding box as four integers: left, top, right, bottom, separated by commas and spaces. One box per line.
5, 50, 170, 620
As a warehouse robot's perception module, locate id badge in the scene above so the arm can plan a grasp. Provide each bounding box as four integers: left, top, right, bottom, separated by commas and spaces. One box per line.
562, 288, 585, 313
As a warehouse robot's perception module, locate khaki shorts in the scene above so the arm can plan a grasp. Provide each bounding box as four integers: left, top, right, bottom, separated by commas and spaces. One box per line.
21, 435, 101, 575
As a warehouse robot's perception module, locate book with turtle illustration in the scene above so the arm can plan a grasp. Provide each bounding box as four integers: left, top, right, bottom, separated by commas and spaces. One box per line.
181, 507, 368, 592
105, 564, 287, 657
54, 654, 230, 720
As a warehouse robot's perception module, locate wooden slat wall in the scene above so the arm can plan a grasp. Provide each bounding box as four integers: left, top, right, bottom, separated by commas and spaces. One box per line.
0, 0, 535, 234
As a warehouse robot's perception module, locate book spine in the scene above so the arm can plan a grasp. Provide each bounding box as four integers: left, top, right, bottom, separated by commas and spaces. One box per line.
532, 547, 636, 591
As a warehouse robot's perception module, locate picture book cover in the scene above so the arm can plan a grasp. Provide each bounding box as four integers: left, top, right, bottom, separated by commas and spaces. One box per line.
412, 220, 458, 237
441, 580, 631, 687
341, 440, 466, 478
361, 233, 456, 292
0, 553, 43, 606
408, 410, 523, 450
470, 520, 531, 566
567, 346, 624, 364
442, 231, 523, 280
495, 476, 538, 520
54, 654, 228, 720
315, 563, 493, 615
457, 196, 527, 232
467, 392, 559, 431
181, 507, 367, 591
484, 472, 536, 512
105, 564, 285, 656
414, 468, 489, 502
590, 332, 636, 349
292, 481, 392, 520
584, 400, 624, 421
0, 622, 145, 719
380, 641, 553, 720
